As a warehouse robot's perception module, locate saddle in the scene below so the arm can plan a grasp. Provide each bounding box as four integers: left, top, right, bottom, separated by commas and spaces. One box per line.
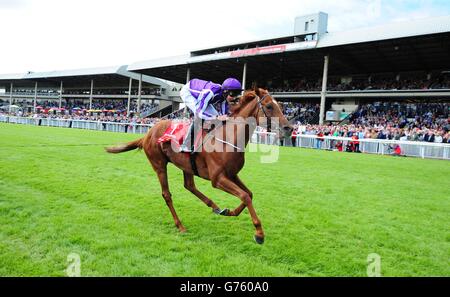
157, 120, 214, 151
157, 121, 191, 148
157, 120, 216, 177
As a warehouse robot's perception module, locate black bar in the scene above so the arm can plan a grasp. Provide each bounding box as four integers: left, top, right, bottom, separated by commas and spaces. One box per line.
0, 277, 447, 296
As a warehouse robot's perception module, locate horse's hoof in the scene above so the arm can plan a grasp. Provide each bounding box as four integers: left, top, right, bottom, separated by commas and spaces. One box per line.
213, 208, 221, 214
254, 235, 264, 244
219, 208, 229, 216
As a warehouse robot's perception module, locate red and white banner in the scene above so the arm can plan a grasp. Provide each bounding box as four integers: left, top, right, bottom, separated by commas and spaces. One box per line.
188, 40, 317, 63
230, 45, 287, 58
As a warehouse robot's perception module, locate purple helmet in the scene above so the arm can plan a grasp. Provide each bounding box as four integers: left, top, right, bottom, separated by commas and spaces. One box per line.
222, 78, 242, 91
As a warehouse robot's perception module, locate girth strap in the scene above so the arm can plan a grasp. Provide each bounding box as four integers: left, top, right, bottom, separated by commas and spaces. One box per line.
189, 152, 199, 177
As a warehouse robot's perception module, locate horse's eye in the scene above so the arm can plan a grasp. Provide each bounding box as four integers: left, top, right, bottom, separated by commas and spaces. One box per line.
266, 104, 273, 110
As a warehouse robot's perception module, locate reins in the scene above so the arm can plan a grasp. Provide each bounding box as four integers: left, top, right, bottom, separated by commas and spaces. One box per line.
199, 92, 273, 151
257, 93, 272, 132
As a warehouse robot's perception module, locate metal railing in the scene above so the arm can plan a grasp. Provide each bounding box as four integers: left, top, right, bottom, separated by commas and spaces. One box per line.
0, 115, 154, 134
1, 115, 449, 160
269, 133, 449, 160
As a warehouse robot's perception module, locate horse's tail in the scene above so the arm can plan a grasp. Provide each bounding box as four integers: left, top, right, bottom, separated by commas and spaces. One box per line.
105, 138, 144, 154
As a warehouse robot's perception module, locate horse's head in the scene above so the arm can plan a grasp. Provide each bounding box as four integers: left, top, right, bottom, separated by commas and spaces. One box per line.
230, 86, 293, 138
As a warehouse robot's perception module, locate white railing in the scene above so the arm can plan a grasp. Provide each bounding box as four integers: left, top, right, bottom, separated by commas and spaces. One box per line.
0, 115, 154, 134
1, 115, 449, 160
250, 132, 450, 160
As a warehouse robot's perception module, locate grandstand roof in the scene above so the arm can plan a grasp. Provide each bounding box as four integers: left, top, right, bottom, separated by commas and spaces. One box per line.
25, 65, 126, 79
317, 15, 450, 48
0, 65, 170, 89
128, 15, 450, 84
0, 73, 27, 81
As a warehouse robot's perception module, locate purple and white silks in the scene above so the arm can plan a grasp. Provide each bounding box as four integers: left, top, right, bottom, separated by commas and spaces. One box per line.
180, 78, 227, 120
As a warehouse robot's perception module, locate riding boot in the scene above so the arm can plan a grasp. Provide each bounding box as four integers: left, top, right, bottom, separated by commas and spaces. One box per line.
180, 121, 195, 152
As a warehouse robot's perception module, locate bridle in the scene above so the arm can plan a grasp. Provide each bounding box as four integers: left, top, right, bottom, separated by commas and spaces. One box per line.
226, 91, 273, 130
205, 91, 273, 151
256, 93, 272, 132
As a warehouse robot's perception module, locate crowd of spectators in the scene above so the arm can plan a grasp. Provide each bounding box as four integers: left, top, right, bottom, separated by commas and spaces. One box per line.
292, 102, 450, 145
11, 88, 162, 96
349, 102, 448, 128
279, 102, 320, 123
270, 74, 450, 92
1, 99, 158, 114
2, 98, 449, 145
1, 98, 161, 126
7, 112, 160, 126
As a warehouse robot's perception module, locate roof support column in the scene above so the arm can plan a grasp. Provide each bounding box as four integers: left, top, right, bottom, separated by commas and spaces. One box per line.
59, 81, 63, 109
9, 83, 13, 114
89, 79, 94, 110
242, 62, 247, 91
319, 55, 329, 126
186, 67, 190, 83
127, 77, 132, 116
183, 67, 191, 117
33, 81, 38, 113
137, 74, 142, 115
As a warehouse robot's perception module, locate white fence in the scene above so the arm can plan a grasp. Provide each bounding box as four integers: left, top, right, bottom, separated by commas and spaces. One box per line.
251, 131, 450, 160
1, 115, 449, 160
0, 115, 153, 134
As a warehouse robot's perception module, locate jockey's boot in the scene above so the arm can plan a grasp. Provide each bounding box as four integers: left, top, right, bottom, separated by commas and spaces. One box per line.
180, 122, 195, 152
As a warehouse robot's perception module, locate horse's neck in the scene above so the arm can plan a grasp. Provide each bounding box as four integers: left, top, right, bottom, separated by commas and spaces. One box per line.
226, 98, 259, 148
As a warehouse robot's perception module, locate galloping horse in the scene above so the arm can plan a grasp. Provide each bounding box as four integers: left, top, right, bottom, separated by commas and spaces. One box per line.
105, 87, 293, 244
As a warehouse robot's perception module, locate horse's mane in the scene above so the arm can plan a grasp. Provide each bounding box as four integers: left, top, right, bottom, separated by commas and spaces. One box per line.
228, 89, 258, 117
229, 86, 273, 117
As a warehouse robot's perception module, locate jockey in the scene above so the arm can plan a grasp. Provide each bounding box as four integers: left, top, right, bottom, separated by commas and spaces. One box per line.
179, 77, 243, 152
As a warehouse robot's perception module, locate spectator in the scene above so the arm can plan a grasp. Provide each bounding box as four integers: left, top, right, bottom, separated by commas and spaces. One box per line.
315, 130, 324, 149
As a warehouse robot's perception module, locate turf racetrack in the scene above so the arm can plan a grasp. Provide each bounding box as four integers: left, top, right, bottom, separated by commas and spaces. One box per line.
0, 123, 449, 276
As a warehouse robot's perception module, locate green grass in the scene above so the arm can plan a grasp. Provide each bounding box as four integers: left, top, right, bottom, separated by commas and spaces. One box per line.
0, 122, 449, 276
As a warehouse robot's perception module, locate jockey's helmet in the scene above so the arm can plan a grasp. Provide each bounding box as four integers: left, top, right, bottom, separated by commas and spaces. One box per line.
222, 78, 242, 98
222, 78, 242, 91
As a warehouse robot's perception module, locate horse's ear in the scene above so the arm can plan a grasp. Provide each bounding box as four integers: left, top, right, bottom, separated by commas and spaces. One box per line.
251, 82, 260, 96
240, 90, 255, 103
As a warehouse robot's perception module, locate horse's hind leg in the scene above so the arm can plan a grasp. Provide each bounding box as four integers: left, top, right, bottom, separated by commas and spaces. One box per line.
155, 165, 186, 233
183, 172, 224, 215
143, 124, 185, 233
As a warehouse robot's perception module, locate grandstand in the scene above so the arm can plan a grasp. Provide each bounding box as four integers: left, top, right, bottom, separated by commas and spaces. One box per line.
128, 12, 450, 125
0, 65, 183, 118
1, 13, 449, 125
0, 12, 449, 147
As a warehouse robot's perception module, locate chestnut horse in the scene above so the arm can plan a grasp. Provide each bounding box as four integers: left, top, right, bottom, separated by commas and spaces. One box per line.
106, 88, 293, 244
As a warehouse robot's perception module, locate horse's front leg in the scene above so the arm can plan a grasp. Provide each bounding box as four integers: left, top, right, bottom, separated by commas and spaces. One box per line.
212, 174, 264, 244
220, 175, 252, 217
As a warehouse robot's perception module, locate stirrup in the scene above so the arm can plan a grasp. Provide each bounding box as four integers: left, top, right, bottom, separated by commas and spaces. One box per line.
180, 121, 195, 152
179, 144, 192, 152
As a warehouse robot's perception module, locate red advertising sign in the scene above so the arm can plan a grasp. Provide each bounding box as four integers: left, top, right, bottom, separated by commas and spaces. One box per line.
230, 44, 287, 58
